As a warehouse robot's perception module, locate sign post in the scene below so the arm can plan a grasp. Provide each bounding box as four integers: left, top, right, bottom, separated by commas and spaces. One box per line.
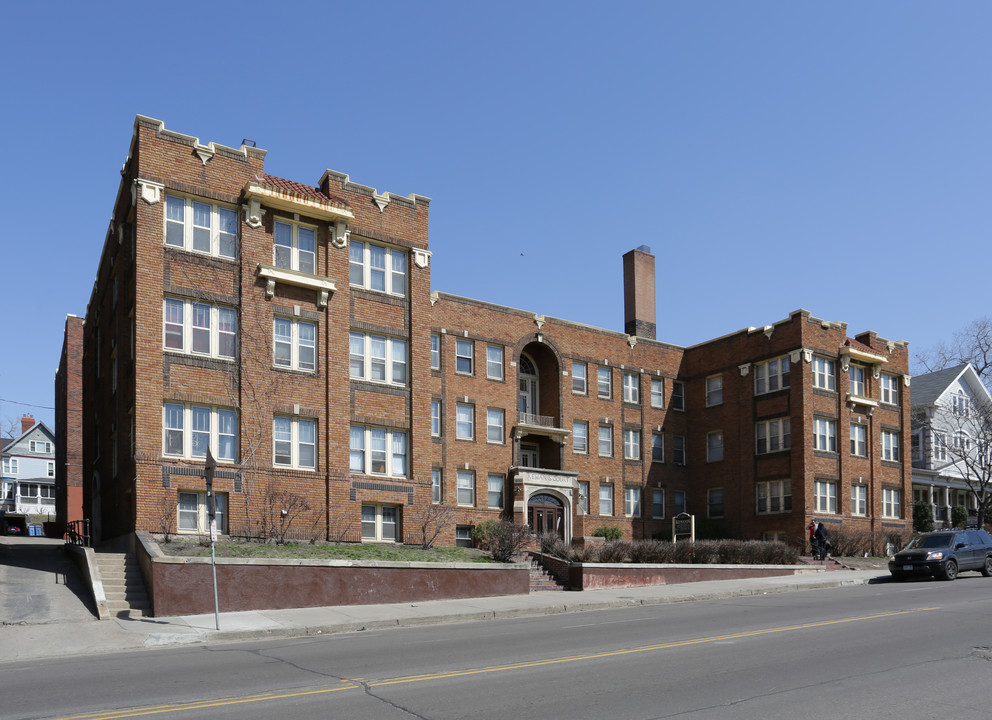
204, 449, 220, 631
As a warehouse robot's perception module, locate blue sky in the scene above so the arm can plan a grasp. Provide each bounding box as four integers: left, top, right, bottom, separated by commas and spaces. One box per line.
2, 1, 990, 432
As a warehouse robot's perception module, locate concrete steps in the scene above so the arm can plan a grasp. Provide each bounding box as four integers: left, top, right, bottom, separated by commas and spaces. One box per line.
529, 559, 567, 591
95, 551, 151, 617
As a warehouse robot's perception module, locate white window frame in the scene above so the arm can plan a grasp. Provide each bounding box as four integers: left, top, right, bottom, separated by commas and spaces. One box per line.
163, 297, 237, 360
705, 375, 723, 406
431, 468, 442, 503
572, 362, 587, 394
673, 435, 686, 466
349, 331, 406, 385
486, 408, 504, 444
29, 441, 53, 454
952, 391, 970, 416
177, 490, 228, 534
882, 430, 900, 462
598, 424, 613, 457
650, 377, 664, 408
754, 356, 790, 395
578, 481, 590, 514
623, 428, 641, 460
597, 366, 612, 399
349, 239, 407, 296
599, 484, 614, 516
486, 345, 504, 380
755, 480, 792, 514
880, 373, 899, 405
430, 333, 440, 370
933, 431, 948, 461
431, 400, 441, 437
623, 372, 640, 404
455, 526, 473, 547
455, 339, 474, 375
457, 470, 475, 506
671, 381, 685, 411
488, 474, 504, 509
274, 317, 316, 373
849, 365, 866, 396
2, 458, 17, 475
882, 487, 901, 518
851, 484, 867, 516
361, 503, 400, 542
165, 194, 238, 259
573, 421, 588, 454
47, 461, 55, 478
274, 416, 316, 470
273, 218, 316, 274
812, 357, 836, 391
652, 432, 664, 463
706, 430, 724, 462
163, 404, 238, 462
814, 480, 837, 514
755, 418, 790, 454
707, 488, 724, 518
624, 487, 641, 517
850, 423, 867, 456
456, 404, 475, 440
813, 417, 837, 452
349, 425, 406, 478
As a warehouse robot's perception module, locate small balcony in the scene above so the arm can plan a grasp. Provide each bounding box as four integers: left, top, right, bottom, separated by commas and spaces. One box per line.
515, 412, 570, 444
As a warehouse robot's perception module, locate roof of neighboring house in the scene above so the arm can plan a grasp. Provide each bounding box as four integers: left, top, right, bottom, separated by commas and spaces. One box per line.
3, 421, 56, 456
1, 438, 12, 453
911, 363, 976, 407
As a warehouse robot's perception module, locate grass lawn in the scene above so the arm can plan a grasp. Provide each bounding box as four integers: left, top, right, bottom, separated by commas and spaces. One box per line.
156, 536, 494, 563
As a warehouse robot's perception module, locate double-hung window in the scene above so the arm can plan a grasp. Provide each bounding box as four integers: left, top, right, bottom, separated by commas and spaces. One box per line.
623, 372, 640, 404
578, 481, 590, 513
849, 365, 866, 397
756, 480, 791, 514
624, 487, 641, 517
164, 298, 237, 359
652, 432, 664, 462
707, 488, 724, 518
349, 331, 407, 385
486, 408, 504, 443
431, 400, 441, 437
671, 381, 685, 411
952, 391, 970, 416
598, 424, 613, 456
652, 489, 665, 519
349, 239, 407, 296
177, 491, 228, 534
882, 430, 900, 461
880, 373, 899, 405
29, 441, 53, 454
572, 362, 587, 394
486, 345, 504, 380
457, 470, 475, 506
456, 404, 474, 440
2, 458, 17, 475
623, 428, 640, 460
755, 418, 790, 454
754, 356, 790, 395
812, 357, 836, 391
650, 377, 664, 408
274, 416, 316, 469
597, 366, 612, 399
273, 219, 316, 274
431, 468, 442, 503
673, 436, 686, 466
349, 425, 406, 477
850, 424, 867, 456
815, 480, 837, 514
274, 317, 316, 372
705, 375, 723, 406
599, 484, 613, 515
933, 432, 948, 461
573, 421, 588, 454
430, 334, 440, 369
813, 417, 837, 452
488, 474, 504, 509
361, 504, 399, 541
706, 431, 724, 462
882, 488, 901, 518
163, 404, 238, 461
455, 339, 474, 375
165, 194, 238, 259
851, 485, 867, 516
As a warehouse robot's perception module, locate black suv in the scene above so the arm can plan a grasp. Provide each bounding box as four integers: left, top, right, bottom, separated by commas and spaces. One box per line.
889, 529, 992, 581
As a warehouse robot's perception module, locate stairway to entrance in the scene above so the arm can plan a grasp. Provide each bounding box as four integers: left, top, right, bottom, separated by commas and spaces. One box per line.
529, 559, 568, 591
95, 550, 151, 617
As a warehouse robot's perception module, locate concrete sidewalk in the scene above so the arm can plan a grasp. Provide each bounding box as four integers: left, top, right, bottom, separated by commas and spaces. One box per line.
0, 564, 883, 664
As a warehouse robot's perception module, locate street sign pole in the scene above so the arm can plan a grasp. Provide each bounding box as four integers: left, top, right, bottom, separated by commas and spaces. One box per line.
204, 449, 220, 631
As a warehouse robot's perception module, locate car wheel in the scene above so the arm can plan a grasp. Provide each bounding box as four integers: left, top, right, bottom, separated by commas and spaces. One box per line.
982, 557, 992, 578
943, 559, 958, 581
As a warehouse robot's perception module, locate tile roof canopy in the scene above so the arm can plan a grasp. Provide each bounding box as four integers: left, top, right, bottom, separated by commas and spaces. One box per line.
843, 338, 887, 357
253, 174, 351, 210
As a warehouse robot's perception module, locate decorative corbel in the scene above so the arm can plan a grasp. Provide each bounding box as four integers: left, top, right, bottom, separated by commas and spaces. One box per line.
627, 335, 637, 349
840, 356, 851, 372
430, 291, 440, 306
533, 314, 546, 330
802, 348, 813, 363
194, 146, 215, 166
373, 192, 390, 212
413, 248, 432, 268
872, 365, 881, 379
903, 374, 911, 387
134, 179, 163, 205
244, 198, 264, 229
763, 325, 774, 339
331, 220, 349, 249
739, 363, 751, 377
265, 278, 276, 299
318, 289, 329, 308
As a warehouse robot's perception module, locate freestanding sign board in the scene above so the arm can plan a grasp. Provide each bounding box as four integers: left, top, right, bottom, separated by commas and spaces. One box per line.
672, 512, 694, 543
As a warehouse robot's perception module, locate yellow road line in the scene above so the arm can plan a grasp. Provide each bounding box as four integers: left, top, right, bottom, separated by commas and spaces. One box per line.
54, 607, 936, 720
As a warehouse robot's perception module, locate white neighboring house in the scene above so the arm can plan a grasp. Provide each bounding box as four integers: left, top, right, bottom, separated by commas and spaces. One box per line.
1, 418, 56, 517
911, 364, 991, 527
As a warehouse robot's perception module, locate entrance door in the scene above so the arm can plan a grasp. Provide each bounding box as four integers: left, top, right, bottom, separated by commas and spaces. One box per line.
518, 354, 539, 416
520, 443, 540, 468
528, 493, 564, 537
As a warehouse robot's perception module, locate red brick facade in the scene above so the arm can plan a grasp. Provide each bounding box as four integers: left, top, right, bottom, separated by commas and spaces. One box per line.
72, 116, 911, 549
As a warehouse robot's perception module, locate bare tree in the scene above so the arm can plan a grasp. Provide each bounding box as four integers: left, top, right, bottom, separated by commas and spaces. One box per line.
1, 417, 20, 439
261, 488, 314, 544
916, 316, 992, 389
407, 502, 455, 549
920, 395, 992, 528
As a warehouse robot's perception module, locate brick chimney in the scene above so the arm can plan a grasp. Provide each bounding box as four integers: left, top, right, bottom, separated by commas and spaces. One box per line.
623, 246, 656, 340
21, 414, 36, 434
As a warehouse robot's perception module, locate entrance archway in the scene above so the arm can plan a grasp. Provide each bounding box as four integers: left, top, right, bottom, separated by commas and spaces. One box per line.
528, 492, 564, 537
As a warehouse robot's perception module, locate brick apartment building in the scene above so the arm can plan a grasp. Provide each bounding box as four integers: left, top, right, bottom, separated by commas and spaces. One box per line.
65, 116, 912, 549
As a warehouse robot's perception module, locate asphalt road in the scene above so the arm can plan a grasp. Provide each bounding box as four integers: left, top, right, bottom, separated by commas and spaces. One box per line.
4, 575, 991, 720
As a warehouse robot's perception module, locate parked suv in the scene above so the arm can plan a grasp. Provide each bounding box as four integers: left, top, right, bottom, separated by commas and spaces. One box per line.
889, 529, 992, 581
